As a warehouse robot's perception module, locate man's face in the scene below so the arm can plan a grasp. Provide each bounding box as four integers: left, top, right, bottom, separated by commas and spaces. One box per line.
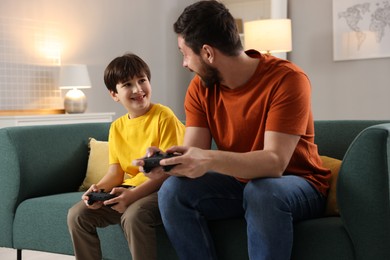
178, 36, 221, 88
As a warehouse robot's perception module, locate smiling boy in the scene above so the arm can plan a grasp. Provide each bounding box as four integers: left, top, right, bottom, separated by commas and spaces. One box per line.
67, 53, 185, 260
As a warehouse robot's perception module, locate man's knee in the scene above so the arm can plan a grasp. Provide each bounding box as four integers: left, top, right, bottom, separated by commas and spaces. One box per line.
243, 178, 287, 208
158, 176, 184, 203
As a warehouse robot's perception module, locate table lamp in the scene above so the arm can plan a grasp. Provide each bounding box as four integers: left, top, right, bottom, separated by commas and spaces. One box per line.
244, 19, 292, 55
59, 64, 91, 113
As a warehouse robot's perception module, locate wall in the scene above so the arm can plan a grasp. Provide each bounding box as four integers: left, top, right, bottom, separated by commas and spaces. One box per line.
226, 0, 390, 120
2, 0, 389, 121
0, 17, 63, 111
288, 0, 390, 120
0, 0, 196, 120
224, 0, 288, 61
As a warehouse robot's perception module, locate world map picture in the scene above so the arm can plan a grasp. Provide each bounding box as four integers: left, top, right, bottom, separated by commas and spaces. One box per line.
333, 0, 390, 60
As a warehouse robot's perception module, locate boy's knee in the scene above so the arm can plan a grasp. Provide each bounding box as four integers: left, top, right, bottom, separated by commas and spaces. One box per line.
67, 203, 82, 229
67, 201, 91, 230
122, 194, 160, 228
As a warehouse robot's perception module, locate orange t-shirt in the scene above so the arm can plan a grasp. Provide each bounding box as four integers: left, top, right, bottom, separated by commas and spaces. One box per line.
184, 50, 330, 196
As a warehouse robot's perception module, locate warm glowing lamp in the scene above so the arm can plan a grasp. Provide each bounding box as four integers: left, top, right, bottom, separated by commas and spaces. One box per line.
244, 19, 292, 55
59, 64, 91, 113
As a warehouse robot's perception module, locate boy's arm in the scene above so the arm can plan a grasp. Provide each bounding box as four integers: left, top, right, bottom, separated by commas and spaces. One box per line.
105, 173, 168, 213
121, 174, 168, 200
95, 163, 125, 191
81, 163, 124, 208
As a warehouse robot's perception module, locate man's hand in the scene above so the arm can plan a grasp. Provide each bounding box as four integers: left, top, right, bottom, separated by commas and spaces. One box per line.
160, 146, 209, 179
132, 146, 169, 180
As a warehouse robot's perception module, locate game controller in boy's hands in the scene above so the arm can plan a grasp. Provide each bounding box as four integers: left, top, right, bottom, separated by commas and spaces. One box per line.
142, 151, 180, 173
87, 190, 117, 207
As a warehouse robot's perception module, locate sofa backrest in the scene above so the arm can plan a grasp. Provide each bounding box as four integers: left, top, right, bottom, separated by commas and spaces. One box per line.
2, 119, 389, 204
0, 123, 111, 205
314, 120, 390, 160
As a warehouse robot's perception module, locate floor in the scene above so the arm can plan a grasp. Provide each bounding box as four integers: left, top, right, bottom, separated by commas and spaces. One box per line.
0, 247, 74, 260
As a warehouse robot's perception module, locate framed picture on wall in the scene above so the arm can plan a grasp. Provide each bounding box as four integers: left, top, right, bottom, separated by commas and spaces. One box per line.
332, 0, 390, 61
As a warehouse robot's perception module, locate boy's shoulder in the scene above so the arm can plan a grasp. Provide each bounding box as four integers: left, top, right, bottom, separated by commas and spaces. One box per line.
111, 104, 176, 126
153, 103, 174, 114
109, 114, 128, 130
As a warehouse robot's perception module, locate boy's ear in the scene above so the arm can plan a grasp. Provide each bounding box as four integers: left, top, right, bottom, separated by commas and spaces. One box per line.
109, 90, 120, 102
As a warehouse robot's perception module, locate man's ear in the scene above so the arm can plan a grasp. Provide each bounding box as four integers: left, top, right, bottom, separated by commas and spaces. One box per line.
109, 90, 120, 102
201, 44, 214, 63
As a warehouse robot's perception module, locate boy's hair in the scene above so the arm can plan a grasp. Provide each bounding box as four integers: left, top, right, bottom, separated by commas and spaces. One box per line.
173, 0, 242, 56
104, 53, 151, 93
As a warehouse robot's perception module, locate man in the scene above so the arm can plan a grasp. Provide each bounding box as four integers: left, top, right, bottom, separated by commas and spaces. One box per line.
138, 1, 331, 259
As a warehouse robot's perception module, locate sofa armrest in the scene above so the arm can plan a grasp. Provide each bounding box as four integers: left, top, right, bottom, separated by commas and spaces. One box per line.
338, 123, 390, 260
0, 129, 21, 247
0, 123, 110, 248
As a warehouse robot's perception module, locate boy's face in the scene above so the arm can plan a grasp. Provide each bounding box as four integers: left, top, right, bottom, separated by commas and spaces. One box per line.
110, 74, 152, 118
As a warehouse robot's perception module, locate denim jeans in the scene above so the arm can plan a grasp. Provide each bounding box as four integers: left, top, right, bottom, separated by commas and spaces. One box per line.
158, 172, 326, 260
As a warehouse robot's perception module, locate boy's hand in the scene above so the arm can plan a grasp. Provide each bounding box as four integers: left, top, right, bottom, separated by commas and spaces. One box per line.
105, 187, 135, 213
82, 184, 103, 209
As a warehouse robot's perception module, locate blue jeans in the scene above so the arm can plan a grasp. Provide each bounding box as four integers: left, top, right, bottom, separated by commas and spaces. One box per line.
158, 172, 326, 260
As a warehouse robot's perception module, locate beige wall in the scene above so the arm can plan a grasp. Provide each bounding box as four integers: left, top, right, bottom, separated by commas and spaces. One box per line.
2, 0, 389, 120
0, 0, 195, 120
289, 0, 390, 120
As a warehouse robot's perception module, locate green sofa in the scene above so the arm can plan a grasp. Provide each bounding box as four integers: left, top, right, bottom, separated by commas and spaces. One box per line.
1, 120, 390, 260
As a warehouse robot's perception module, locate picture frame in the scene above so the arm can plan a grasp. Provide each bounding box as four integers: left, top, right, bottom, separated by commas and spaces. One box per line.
332, 0, 390, 61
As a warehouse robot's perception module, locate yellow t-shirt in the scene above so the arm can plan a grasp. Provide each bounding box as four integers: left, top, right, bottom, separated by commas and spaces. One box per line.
109, 103, 185, 186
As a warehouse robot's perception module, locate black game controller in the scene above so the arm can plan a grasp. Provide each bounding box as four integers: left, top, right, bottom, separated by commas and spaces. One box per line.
87, 191, 117, 207
143, 152, 180, 173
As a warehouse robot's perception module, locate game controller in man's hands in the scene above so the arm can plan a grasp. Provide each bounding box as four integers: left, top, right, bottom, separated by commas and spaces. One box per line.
142, 151, 180, 173
87, 190, 117, 207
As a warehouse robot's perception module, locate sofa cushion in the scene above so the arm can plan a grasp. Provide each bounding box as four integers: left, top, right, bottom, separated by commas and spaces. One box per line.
292, 217, 354, 260
79, 138, 109, 191
13, 192, 82, 254
320, 156, 342, 216
12, 192, 134, 259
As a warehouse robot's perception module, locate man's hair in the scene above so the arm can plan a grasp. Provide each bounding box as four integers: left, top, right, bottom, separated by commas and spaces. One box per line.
174, 0, 243, 56
104, 53, 151, 93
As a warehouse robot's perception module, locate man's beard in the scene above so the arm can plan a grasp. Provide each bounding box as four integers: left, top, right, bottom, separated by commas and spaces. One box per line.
198, 58, 222, 89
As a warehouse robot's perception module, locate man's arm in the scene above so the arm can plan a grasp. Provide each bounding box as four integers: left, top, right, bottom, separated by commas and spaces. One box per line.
164, 130, 300, 179
183, 126, 212, 149
204, 131, 300, 179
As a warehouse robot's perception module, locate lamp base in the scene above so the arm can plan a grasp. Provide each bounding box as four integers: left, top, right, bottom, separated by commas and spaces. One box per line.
64, 89, 87, 113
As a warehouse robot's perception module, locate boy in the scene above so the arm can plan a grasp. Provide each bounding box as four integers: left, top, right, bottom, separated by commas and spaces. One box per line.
67, 53, 185, 260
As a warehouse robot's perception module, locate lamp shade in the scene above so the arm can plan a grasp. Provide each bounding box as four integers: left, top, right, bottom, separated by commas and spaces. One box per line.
59, 64, 91, 113
244, 19, 292, 54
59, 64, 91, 89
